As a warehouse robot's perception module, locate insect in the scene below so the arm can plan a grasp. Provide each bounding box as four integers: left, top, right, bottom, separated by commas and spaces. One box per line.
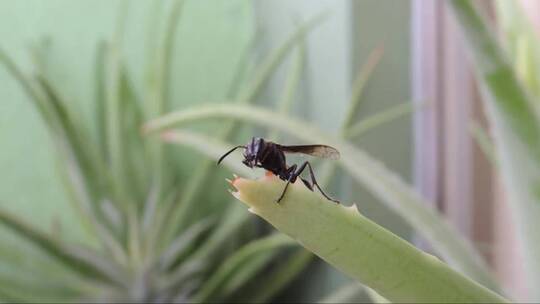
217, 137, 340, 204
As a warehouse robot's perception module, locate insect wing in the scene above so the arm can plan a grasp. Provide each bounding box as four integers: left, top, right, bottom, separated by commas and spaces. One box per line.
278, 144, 340, 160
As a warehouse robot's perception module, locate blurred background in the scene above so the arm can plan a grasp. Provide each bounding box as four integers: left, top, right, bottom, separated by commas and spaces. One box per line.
0, 0, 537, 302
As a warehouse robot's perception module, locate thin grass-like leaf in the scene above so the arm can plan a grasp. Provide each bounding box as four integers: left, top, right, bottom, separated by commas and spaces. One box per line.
143, 104, 499, 290
268, 38, 306, 141
341, 45, 384, 130
346, 102, 416, 138
105, 43, 128, 208
0, 275, 81, 303
36, 77, 105, 197
158, 259, 204, 296
127, 209, 142, 266
469, 121, 497, 166
0, 207, 126, 286
1, 51, 128, 264
144, 0, 184, 209
193, 233, 296, 302
180, 202, 251, 280
159, 217, 214, 271
0, 48, 57, 127
119, 68, 149, 203
244, 248, 312, 303
237, 12, 328, 103
95, 41, 108, 160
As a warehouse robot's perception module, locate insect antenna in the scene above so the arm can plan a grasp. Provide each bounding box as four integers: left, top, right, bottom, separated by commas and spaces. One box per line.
217, 145, 246, 165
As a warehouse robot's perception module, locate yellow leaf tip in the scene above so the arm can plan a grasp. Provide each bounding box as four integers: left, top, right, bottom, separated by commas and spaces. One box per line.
228, 188, 240, 199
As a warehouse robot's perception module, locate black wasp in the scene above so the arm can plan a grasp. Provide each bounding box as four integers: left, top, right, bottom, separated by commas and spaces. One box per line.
217, 137, 340, 204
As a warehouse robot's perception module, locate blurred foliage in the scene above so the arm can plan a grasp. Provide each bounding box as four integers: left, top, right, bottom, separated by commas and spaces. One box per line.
0, 0, 518, 303
452, 0, 540, 301
0, 0, 421, 301
0, 0, 322, 301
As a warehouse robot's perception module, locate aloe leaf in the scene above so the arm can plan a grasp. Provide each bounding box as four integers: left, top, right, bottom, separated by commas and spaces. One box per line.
0, 207, 126, 286
365, 287, 392, 304
229, 176, 506, 303
450, 0, 540, 297
142, 104, 498, 290
193, 233, 296, 302
317, 282, 389, 304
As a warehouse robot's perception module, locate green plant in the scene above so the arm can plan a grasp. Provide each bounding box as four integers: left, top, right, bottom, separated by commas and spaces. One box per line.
451, 0, 540, 301
142, 1, 540, 301
143, 0, 540, 301
2, 0, 522, 302
230, 175, 506, 303
0, 2, 328, 302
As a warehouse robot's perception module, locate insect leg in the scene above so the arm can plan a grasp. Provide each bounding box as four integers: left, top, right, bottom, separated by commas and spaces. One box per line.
276, 164, 297, 203
300, 161, 340, 204
300, 178, 313, 191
